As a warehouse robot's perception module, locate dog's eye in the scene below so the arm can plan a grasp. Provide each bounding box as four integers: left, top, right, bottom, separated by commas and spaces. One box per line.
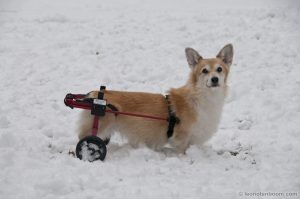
202, 68, 209, 74
217, 67, 222, 73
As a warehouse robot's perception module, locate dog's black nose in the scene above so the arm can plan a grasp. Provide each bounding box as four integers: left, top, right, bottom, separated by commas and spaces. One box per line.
211, 77, 219, 84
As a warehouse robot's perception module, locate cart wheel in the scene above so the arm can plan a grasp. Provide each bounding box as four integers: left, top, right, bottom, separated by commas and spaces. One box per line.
76, 136, 107, 161
104, 137, 110, 145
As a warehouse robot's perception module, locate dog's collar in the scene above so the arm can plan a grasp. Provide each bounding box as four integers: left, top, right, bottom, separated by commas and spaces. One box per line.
165, 95, 180, 138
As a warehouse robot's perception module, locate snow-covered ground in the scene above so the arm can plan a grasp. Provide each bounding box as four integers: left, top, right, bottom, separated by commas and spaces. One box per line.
0, 0, 299, 198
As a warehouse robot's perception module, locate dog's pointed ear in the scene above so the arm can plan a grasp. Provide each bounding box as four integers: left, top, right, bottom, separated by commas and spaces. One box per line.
216, 44, 233, 67
185, 47, 202, 68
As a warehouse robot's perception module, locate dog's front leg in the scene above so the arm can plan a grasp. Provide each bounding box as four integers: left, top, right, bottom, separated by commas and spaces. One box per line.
169, 132, 190, 154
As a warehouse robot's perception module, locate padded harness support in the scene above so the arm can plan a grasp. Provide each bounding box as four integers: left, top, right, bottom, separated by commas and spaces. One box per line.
107, 104, 119, 116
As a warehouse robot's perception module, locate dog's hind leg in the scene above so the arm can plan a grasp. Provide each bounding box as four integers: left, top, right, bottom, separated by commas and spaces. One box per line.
78, 110, 93, 140
77, 110, 115, 144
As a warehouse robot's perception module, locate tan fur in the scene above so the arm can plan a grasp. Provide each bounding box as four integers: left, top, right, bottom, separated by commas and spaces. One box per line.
78, 44, 233, 153
78, 91, 169, 149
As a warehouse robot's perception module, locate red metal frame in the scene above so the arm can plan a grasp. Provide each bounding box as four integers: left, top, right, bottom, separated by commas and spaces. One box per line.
92, 116, 99, 136
64, 93, 168, 136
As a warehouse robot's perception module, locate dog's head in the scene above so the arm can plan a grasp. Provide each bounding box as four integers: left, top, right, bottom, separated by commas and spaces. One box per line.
185, 44, 233, 89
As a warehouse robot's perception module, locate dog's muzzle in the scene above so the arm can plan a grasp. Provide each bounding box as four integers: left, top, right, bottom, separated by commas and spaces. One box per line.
210, 77, 219, 87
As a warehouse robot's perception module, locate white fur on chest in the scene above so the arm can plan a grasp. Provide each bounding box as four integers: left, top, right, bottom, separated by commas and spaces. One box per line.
189, 89, 225, 145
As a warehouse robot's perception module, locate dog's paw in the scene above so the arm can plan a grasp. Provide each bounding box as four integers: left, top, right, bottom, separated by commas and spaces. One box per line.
160, 147, 178, 157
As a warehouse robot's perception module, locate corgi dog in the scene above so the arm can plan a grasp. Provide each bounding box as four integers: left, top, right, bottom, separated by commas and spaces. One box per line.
78, 44, 233, 153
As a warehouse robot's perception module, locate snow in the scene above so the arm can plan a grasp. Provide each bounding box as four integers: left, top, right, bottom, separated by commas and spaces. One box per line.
0, 0, 300, 198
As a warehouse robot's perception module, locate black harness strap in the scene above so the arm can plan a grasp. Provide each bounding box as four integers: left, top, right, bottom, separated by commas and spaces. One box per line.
107, 104, 119, 116
165, 95, 180, 138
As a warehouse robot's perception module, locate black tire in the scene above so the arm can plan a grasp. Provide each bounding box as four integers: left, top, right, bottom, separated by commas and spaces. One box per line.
104, 137, 110, 145
76, 136, 107, 161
